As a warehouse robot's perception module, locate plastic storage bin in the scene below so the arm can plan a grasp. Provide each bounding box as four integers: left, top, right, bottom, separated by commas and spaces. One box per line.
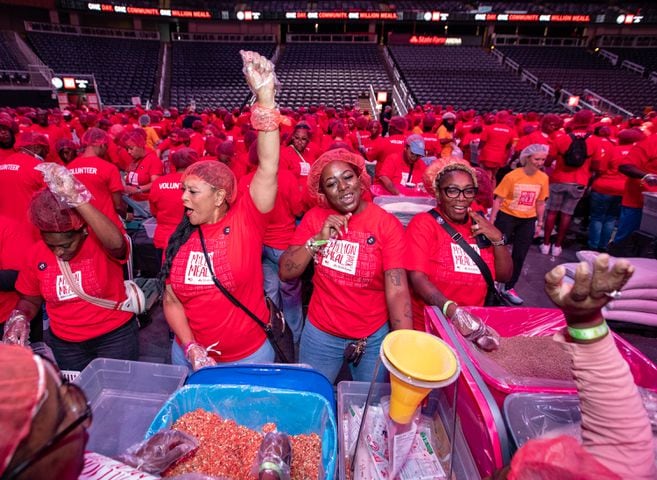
186, 364, 336, 415
73, 358, 187, 457
146, 383, 337, 479
641, 192, 657, 236
372, 194, 436, 226
142, 217, 157, 239
337, 381, 481, 479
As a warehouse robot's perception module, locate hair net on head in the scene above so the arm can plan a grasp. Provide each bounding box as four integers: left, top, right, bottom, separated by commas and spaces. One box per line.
182, 160, 237, 205
81, 127, 109, 148
170, 147, 198, 170
109, 124, 124, 138
122, 128, 147, 148
519, 143, 549, 165
389, 116, 408, 133
217, 140, 235, 158
423, 156, 478, 196
15, 132, 49, 149
29, 189, 85, 233
0, 345, 47, 476
55, 138, 79, 153
306, 148, 370, 202
138, 114, 150, 126
617, 128, 645, 145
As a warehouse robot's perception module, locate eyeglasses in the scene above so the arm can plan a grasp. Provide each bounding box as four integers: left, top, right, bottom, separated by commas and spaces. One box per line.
3, 358, 92, 480
442, 186, 478, 199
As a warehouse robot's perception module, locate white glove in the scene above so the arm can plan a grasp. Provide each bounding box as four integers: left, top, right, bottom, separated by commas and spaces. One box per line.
450, 307, 500, 352
35, 163, 92, 207
185, 342, 218, 371
3, 309, 30, 345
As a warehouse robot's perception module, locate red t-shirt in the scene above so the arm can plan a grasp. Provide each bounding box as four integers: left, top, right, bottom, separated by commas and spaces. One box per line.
479, 123, 516, 167
0, 148, 14, 162
167, 193, 268, 362
280, 144, 318, 196
0, 217, 33, 323
125, 150, 163, 201
291, 203, 405, 338
238, 169, 302, 250
189, 132, 205, 156
0, 152, 46, 224
377, 153, 427, 188
404, 209, 495, 331
366, 136, 391, 164
107, 141, 131, 171
422, 132, 440, 157
551, 130, 601, 186
592, 144, 632, 197
68, 155, 125, 231
149, 172, 184, 250
621, 135, 657, 208
375, 134, 406, 177
515, 130, 550, 153
16, 234, 132, 342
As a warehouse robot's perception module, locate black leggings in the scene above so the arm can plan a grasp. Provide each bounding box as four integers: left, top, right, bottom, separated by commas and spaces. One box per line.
494, 211, 536, 289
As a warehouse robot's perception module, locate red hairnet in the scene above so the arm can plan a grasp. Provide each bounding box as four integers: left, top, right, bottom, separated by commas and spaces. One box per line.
171, 147, 199, 170
15, 132, 49, 149
423, 156, 478, 196
55, 138, 79, 152
81, 127, 109, 148
389, 116, 408, 133
217, 140, 235, 158
0, 345, 46, 476
29, 189, 85, 232
182, 160, 237, 205
204, 136, 221, 157
122, 128, 147, 148
306, 148, 370, 202
618, 128, 645, 145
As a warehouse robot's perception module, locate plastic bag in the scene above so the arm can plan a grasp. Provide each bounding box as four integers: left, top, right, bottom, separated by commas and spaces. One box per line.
251, 431, 292, 480
240, 50, 280, 96
116, 429, 199, 474
35, 162, 92, 207
450, 307, 500, 352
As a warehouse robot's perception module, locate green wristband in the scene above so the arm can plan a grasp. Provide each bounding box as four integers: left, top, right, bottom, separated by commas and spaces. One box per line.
567, 321, 609, 341
442, 300, 456, 317
259, 461, 283, 475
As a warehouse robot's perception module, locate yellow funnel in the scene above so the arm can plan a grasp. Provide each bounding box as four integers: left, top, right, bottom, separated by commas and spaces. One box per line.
381, 330, 459, 424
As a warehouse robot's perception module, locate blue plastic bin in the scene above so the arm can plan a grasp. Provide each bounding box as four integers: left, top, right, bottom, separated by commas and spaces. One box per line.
186, 364, 336, 415
146, 384, 337, 479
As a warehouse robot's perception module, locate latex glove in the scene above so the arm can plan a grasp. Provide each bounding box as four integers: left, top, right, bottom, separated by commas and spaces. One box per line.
185, 342, 218, 371
450, 307, 500, 352
3, 309, 29, 345
35, 162, 92, 207
240, 50, 278, 104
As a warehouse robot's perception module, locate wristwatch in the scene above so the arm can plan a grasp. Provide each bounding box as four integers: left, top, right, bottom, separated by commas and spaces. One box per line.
491, 235, 506, 247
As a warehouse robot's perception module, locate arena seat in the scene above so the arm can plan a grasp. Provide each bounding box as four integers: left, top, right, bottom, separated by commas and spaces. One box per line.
608, 48, 657, 75
275, 43, 391, 109
388, 45, 561, 113
27, 32, 159, 106
499, 46, 657, 115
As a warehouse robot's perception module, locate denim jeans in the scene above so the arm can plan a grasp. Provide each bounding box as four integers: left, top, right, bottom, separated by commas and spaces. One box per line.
588, 191, 621, 249
494, 211, 536, 289
299, 319, 389, 384
615, 206, 643, 243
171, 337, 274, 372
48, 318, 139, 371
262, 245, 304, 344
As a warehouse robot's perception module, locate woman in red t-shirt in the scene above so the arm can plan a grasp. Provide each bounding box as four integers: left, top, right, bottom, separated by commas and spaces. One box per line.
123, 128, 163, 213
3, 175, 137, 371
279, 148, 411, 383
158, 51, 281, 371
404, 157, 512, 346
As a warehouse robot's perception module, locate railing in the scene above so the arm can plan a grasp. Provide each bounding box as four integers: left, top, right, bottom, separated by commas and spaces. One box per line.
557, 88, 601, 114
620, 60, 645, 75
504, 57, 520, 73
368, 84, 379, 118
492, 35, 585, 47
171, 32, 275, 43
286, 33, 377, 43
650, 71, 657, 84
583, 89, 634, 117
25, 21, 159, 40
598, 48, 619, 66
0, 67, 55, 90
521, 70, 539, 87
491, 48, 504, 64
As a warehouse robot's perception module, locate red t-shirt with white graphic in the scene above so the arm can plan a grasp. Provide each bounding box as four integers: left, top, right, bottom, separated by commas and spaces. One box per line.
0, 217, 33, 323
404, 209, 494, 330
149, 172, 184, 250
167, 193, 268, 362
15, 235, 132, 342
125, 149, 163, 201
377, 153, 427, 188
0, 152, 46, 224
292, 203, 405, 338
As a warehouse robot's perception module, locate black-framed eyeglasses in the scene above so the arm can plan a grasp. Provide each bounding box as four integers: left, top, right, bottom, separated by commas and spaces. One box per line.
442, 186, 478, 199
2, 358, 92, 480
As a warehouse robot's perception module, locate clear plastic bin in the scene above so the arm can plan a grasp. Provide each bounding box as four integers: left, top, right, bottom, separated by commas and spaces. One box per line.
641, 192, 657, 236
74, 358, 187, 457
373, 195, 436, 227
337, 381, 480, 479
142, 217, 157, 239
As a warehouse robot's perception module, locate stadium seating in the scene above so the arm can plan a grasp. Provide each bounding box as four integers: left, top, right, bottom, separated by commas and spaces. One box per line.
499, 46, 657, 115
169, 41, 276, 109
388, 45, 561, 113
27, 32, 159, 106
275, 43, 391, 109
0, 32, 24, 71
608, 48, 657, 74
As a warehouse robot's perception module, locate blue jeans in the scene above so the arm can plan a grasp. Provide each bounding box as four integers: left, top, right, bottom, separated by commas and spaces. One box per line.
299, 319, 389, 384
615, 206, 643, 243
171, 338, 274, 372
262, 245, 304, 344
588, 191, 621, 249
49, 318, 139, 371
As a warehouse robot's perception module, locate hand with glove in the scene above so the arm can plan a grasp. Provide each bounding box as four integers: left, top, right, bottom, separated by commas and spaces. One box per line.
240, 50, 278, 106
35, 162, 92, 208
450, 306, 500, 352
184, 342, 218, 371
2, 309, 30, 345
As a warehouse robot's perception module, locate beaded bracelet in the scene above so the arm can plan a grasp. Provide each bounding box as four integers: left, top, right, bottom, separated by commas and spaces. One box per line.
251, 103, 281, 132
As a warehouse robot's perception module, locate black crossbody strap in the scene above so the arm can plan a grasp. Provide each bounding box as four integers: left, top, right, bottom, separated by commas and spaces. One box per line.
198, 227, 269, 332
428, 209, 496, 291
